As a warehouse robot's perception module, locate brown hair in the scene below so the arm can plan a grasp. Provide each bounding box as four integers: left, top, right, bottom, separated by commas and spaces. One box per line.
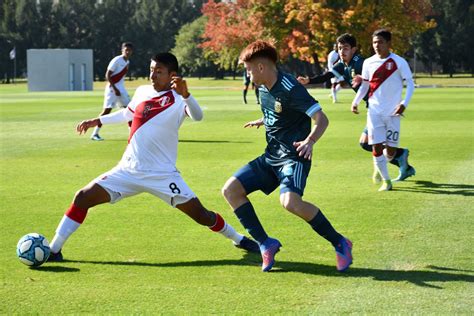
239, 40, 278, 64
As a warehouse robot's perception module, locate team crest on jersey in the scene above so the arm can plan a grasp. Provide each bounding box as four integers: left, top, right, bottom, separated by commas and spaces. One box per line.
386, 62, 394, 70
142, 102, 153, 118
159, 95, 171, 107
274, 100, 282, 113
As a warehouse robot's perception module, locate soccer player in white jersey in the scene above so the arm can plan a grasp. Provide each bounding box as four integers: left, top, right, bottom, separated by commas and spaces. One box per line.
327, 43, 342, 103
47, 53, 259, 262
351, 29, 415, 191
91, 42, 134, 141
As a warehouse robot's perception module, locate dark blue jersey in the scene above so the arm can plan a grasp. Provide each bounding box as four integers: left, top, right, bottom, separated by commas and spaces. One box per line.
331, 54, 364, 93
258, 71, 321, 165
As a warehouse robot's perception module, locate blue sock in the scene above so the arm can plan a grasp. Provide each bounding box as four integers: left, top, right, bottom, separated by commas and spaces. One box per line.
308, 210, 343, 248
234, 202, 268, 244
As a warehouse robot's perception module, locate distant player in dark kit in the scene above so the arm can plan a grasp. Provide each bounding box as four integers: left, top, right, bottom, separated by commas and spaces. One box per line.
242, 68, 260, 104
222, 40, 353, 272
47, 52, 259, 262
298, 33, 415, 184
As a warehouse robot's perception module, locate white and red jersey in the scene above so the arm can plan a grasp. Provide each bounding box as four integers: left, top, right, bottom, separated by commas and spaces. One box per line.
107, 55, 129, 88
118, 85, 188, 173
327, 50, 340, 71
361, 52, 413, 115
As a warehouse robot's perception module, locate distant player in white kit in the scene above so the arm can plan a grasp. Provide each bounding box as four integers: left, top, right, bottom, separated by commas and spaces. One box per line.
351, 29, 415, 191
48, 52, 259, 261
91, 42, 134, 141
327, 43, 342, 103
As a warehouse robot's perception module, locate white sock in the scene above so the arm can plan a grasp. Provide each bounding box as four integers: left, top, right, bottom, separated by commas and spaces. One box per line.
331, 89, 337, 101
383, 148, 395, 162
374, 155, 390, 181
217, 222, 244, 245
50, 215, 81, 253
92, 126, 101, 136
335, 84, 341, 92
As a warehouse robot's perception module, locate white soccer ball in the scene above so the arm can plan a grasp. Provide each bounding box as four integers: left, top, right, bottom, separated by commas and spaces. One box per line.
16, 233, 51, 267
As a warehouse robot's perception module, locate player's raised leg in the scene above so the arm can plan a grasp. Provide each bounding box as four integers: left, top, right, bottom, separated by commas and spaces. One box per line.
49, 183, 111, 261
279, 185, 352, 271
393, 148, 416, 181
175, 197, 259, 253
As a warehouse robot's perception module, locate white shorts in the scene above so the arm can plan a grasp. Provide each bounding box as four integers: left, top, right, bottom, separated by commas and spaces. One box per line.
103, 85, 130, 109
330, 77, 343, 84
367, 111, 401, 147
92, 166, 196, 207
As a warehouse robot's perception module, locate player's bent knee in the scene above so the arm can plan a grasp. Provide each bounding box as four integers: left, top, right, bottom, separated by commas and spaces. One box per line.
221, 177, 245, 201
279, 194, 299, 214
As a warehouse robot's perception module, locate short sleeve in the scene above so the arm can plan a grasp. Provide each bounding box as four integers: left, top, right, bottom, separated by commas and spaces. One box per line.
107, 57, 119, 72
398, 57, 413, 81
289, 83, 321, 117
361, 59, 370, 80
354, 57, 364, 75
331, 63, 345, 80
127, 85, 146, 112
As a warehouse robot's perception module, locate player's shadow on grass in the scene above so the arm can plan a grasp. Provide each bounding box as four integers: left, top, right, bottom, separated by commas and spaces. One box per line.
396, 180, 474, 196
31, 266, 80, 273
66, 253, 473, 289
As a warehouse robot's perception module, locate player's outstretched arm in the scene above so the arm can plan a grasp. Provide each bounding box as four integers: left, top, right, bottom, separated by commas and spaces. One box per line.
293, 110, 329, 160
244, 118, 264, 129
296, 76, 310, 85
351, 80, 369, 114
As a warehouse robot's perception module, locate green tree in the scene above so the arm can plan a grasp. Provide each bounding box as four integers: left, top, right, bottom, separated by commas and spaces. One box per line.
172, 16, 216, 78
131, 0, 203, 77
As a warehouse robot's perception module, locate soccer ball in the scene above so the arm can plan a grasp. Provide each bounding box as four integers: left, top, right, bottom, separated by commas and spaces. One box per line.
16, 233, 51, 267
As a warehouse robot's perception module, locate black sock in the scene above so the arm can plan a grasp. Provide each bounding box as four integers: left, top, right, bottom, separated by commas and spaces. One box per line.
360, 142, 372, 152
243, 90, 247, 103
308, 210, 343, 247
390, 148, 405, 167
234, 202, 268, 244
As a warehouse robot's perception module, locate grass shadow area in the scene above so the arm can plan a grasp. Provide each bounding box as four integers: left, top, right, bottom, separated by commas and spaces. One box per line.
395, 179, 474, 196
62, 253, 474, 289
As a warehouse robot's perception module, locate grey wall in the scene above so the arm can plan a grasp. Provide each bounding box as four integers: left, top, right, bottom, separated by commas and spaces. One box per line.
27, 49, 93, 92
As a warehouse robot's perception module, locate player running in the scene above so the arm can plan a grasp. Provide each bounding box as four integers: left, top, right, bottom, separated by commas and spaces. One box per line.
222, 40, 353, 272
298, 33, 415, 184
327, 43, 342, 103
351, 29, 415, 191
91, 42, 134, 141
48, 53, 259, 262
243, 68, 260, 104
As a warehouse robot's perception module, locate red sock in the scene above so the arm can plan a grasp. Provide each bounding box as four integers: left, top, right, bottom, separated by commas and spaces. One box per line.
65, 203, 88, 224
209, 213, 225, 232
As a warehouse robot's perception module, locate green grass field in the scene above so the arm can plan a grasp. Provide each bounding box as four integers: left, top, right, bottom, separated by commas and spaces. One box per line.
1, 81, 473, 314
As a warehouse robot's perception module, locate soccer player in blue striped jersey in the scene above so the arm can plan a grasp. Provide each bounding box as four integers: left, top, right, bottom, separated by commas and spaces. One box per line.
222, 40, 353, 272
298, 34, 415, 184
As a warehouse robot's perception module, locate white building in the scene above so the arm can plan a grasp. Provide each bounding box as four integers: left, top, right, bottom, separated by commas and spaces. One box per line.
27, 49, 93, 92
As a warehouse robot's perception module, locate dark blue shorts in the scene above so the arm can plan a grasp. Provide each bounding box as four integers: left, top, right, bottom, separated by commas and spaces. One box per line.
234, 154, 311, 196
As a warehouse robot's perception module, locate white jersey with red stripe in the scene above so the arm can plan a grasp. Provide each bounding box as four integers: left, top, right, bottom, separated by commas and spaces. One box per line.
361, 52, 413, 115
327, 50, 340, 71
107, 55, 129, 88
118, 85, 187, 173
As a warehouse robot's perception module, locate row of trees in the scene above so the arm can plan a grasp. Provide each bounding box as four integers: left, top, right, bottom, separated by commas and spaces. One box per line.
1, 0, 472, 82
1, 0, 204, 81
